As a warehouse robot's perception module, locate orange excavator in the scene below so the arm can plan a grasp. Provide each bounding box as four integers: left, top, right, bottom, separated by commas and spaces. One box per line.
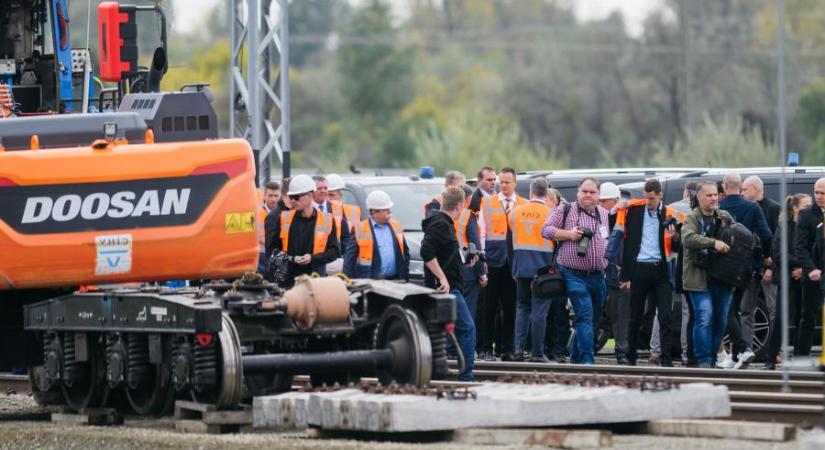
0, 2, 453, 415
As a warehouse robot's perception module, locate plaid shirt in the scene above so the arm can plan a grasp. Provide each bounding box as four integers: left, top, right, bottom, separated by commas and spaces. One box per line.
541, 201, 609, 272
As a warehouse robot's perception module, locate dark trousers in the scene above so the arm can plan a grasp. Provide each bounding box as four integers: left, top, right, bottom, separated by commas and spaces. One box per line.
544, 295, 570, 358
627, 263, 673, 364
766, 278, 801, 360
726, 284, 750, 356
480, 264, 517, 355
795, 280, 822, 356
605, 286, 631, 358
684, 293, 696, 365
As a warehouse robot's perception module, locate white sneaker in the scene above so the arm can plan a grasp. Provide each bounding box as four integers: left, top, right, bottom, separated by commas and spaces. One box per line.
716, 353, 734, 369
734, 350, 755, 369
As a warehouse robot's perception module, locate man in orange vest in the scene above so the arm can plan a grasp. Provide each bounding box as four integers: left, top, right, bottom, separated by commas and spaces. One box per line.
343, 190, 410, 280
478, 167, 527, 361
265, 174, 339, 287
510, 178, 559, 363
424, 170, 466, 217
326, 173, 361, 235
613, 178, 682, 366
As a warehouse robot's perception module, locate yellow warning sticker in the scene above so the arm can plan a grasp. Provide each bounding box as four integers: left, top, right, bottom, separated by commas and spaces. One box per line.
225, 212, 256, 234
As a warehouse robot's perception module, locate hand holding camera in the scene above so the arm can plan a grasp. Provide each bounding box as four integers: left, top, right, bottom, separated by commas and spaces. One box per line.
576, 226, 594, 257
713, 240, 730, 253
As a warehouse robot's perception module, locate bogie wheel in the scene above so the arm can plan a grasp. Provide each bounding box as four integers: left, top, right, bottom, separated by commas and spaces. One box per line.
28, 366, 63, 405
374, 305, 432, 387
125, 335, 175, 416
61, 333, 109, 411
191, 313, 243, 408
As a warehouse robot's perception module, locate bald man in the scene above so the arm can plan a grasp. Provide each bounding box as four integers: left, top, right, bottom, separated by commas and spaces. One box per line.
793, 177, 825, 356
742, 176, 780, 234
718, 172, 773, 369
742, 175, 781, 323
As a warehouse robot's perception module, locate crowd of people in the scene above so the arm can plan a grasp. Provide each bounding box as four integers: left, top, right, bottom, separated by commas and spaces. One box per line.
257, 167, 825, 381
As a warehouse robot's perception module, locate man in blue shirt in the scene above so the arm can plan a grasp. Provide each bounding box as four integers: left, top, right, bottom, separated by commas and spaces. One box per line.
718, 172, 772, 369
343, 191, 410, 280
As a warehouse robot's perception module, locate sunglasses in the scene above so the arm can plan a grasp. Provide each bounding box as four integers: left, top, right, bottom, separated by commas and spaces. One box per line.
289, 193, 307, 201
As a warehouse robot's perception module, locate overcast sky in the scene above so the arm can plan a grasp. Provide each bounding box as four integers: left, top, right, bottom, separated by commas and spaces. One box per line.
172, 0, 660, 36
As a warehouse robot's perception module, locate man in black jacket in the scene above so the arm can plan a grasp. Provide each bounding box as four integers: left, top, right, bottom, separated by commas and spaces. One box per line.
615, 179, 681, 367
421, 186, 476, 381
793, 178, 825, 355
743, 175, 781, 322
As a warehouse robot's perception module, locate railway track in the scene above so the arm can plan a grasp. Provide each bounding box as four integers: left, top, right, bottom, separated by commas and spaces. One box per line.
4, 367, 823, 427
448, 361, 825, 426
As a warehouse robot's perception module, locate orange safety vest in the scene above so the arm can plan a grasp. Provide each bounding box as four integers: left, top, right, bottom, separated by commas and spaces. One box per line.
353, 219, 405, 267
483, 194, 527, 242
329, 201, 345, 240
256, 205, 267, 251
280, 210, 333, 255
343, 203, 361, 231
509, 201, 555, 252
423, 193, 442, 216
614, 199, 685, 259
453, 208, 474, 249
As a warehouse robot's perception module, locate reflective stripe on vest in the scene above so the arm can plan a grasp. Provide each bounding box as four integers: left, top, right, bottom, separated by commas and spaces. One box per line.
510, 202, 554, 252
280, 210, 333, 255
614, 199, 685, 259
354, 219, 405, 267
330, 201, 344, 240
483, 195, 526, 242
454, 209, 472, 248
343, 204, 360, 231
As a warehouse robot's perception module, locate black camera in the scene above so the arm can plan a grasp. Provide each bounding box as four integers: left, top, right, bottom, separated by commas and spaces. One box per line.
693, 248, 715, 269
266, 250, 295, 284
463, 242, 486, 263
576, 227, 594, 257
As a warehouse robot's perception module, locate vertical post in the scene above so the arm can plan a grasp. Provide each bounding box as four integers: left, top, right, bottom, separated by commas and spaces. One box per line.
248, 0, 263, 186
229, 0, 239, 139
280, 0, 291, 180
776, 0, 791, 394
261, 0, 272, 185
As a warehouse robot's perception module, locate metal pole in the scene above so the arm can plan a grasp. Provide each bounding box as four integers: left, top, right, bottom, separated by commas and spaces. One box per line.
776, 0, 790, 394
261, 0, 273, 185
279, 0, 291, 180
248, 0, 263, 185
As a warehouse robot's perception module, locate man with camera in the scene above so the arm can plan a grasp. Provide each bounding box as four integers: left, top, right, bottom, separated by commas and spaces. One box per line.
421, 186, 476, 381
510, 178, 559, 362
343, 190, 409, 281
264, 174, 340, 287
614, 179, 682, 367
682, 181, 733, 368
457, 184, 485, 320
541, 177, 609, 365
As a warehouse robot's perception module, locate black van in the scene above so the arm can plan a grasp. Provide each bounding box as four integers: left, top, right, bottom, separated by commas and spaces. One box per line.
515, 168, 700, 201
618, 167, 825, 204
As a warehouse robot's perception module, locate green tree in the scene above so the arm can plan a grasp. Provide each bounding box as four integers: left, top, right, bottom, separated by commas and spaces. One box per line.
797, 78, 825, 164
337, 0, 413, 127
648, 115, 778, 167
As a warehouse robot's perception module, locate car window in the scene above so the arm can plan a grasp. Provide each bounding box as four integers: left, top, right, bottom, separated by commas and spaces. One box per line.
343, 189, 357, 206
365, 184, 442, 231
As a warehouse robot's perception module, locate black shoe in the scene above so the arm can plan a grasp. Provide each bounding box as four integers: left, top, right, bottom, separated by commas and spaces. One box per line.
549, 354, 566, 364
659, 359, 674, 367
626, 359, 637, 366
765, 361, 777, 371
616, 355, 630, 365
528, 355, 551, 363
502, 352, 523, 362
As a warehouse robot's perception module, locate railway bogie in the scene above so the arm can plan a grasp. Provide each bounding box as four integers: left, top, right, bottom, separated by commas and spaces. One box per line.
22, 275, 455, 415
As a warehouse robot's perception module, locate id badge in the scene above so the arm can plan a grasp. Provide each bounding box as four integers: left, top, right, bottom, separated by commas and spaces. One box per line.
599, 225, 609, 239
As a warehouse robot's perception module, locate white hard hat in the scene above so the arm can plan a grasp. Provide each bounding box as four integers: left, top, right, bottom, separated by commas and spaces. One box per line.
287, 174, 316, 196
600, 182, 620, 200
366, 190, 394, 210
327, 173, 345, 191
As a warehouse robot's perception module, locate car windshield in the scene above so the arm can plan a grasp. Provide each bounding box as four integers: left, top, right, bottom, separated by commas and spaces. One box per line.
365, 184, 442, 231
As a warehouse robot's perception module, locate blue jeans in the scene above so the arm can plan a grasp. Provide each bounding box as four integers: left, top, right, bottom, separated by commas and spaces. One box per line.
451, 289, 476, 381
689, 282, 733, 366
462, 267, 481, 319
515, 278, 552, 357
559, 266, 606, 365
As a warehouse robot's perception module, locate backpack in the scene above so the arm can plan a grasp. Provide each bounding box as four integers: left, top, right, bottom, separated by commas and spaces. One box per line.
708, 221, 756, 288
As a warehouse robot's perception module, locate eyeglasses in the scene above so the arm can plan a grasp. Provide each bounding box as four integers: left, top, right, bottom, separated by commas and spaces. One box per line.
289, 193, 306, 201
